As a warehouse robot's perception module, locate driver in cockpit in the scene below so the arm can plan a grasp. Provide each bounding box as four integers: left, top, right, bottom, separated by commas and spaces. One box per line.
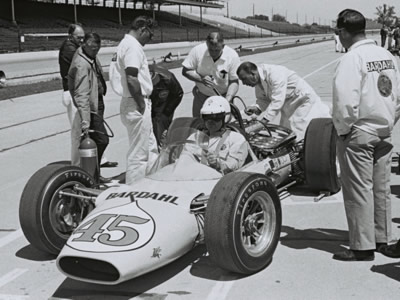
194, 96, 249, 174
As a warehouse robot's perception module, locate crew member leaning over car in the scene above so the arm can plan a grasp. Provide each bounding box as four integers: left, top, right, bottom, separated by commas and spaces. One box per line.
187, 96, 249, 174
237, 61, 331, 141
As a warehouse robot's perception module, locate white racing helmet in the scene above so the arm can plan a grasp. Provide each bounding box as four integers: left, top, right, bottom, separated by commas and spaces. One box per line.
200, 96, 231, 123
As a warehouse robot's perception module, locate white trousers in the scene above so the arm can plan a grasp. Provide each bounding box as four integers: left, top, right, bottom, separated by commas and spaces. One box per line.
280, 90, 331, 141
120, 97, 158, 185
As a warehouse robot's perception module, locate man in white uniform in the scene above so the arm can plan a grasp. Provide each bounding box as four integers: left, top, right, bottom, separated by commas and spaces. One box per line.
334, 29, 345, 53
192, 96, 249, 174
332, 9, 400, 261
236, 61, 331, 140
182, 32, 240, 117
113, 16, 158, 184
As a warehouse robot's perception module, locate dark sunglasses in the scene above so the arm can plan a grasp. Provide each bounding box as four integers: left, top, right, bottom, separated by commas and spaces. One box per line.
203, 114, 224, 122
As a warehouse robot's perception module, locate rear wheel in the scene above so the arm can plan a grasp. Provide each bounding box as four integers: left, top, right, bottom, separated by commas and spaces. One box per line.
303, 118, 340, 194
47, 160, 71, 166
205, 172, 281, 274
19, 165, 95, 255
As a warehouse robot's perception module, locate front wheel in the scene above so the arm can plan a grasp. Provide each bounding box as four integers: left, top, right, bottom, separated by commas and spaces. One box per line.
205, 172, 281, 274
19, 165, 95, 255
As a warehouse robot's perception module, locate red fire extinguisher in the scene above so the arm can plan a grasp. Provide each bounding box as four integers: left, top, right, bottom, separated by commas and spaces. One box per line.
79, 133, 99, 184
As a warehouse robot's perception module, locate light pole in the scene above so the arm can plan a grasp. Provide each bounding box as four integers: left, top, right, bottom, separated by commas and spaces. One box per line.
118, 0, 122, 25
11, 0, 17, 25
73, 0, 77, 24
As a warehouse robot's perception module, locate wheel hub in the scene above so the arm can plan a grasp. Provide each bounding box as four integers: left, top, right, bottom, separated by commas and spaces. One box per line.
244, 214, 261, 237
240, 191, 276, 256
51, 185, 89, 236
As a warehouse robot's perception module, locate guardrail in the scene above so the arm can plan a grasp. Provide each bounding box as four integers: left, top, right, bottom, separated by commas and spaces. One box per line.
0, 33, 344, 86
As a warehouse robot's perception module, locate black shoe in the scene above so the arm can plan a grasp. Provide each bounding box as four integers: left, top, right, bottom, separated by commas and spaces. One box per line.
375, 243, 388, 252
112, 172, 126, 184
333, 249, 374, 261
379, 243, 400, 258
100, 161, 118, 168
99, 176, 112, 184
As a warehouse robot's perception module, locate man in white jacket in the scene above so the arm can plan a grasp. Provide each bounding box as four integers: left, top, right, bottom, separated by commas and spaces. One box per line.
332, 9, 400, 262
236, 61, 331, 140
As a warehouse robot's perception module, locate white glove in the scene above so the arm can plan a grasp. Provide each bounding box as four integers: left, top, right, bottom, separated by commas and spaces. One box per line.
62, 91, 72, 107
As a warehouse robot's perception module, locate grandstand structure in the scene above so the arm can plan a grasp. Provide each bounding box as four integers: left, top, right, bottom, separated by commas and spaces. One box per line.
0, 0, 333, 53
0, 0, 236, 53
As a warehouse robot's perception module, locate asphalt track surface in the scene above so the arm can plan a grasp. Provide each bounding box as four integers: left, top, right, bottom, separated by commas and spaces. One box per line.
2, 36, 400, 300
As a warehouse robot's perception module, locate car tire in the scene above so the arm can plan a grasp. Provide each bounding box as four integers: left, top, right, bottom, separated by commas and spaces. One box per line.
205, 172, 281, 274
47, 160, 71, 166
303, 118, 340, 194
19, 165, 95, 255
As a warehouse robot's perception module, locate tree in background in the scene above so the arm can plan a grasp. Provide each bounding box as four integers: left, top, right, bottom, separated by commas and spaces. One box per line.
272, 14, 286, 22
251, 14, 269, 21
376, 4, 396, 26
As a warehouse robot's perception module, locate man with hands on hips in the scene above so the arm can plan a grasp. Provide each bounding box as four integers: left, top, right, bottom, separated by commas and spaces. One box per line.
182, 32, 240, 117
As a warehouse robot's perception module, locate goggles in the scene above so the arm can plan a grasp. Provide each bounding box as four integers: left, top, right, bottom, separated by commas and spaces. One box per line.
202, 113, 224, 122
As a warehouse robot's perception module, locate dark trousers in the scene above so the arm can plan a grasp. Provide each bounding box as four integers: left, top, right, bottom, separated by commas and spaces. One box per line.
152, 114, 172, 146
89, 96, 109, 165
381, 35, 386, 47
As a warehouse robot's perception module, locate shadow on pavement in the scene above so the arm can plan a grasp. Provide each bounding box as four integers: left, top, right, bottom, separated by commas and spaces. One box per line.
190, 253, 252, 281
51, 245, 207, 300
393, 217, 400, 224
16, 244, 56, 261
371, 262, 400, 282
280, 226, 348, 254
390, 185, 400, 199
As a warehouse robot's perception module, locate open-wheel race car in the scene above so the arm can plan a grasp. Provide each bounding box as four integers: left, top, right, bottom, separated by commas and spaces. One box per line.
19, 97, 340, 285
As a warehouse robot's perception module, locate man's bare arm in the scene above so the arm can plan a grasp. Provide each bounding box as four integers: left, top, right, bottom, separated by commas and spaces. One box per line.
225, 79, 239, 102
182, 66, 214, 87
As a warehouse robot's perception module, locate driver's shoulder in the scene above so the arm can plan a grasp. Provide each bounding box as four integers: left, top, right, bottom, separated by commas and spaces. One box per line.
226, 130, 247, 142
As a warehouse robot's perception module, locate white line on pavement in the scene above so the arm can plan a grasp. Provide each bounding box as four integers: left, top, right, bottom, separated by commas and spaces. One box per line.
0, 269, 28, 289
206, 276, 236, 300
304, 57, 341, 79
0, 295, 29, 300
282, 197, 343, 206
0, 229, 23, 249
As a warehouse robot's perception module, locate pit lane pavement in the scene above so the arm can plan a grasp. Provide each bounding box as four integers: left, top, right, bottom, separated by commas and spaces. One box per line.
1, 37, 400, 300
